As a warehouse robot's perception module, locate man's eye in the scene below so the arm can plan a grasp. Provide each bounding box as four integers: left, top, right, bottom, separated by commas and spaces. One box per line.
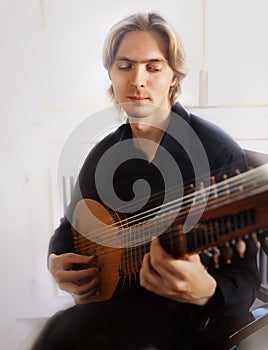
118, 65, 132, 71
147, 66, 161, 72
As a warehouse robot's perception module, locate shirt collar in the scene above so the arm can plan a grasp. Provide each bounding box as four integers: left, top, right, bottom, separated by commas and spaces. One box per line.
161, 102, 191, 152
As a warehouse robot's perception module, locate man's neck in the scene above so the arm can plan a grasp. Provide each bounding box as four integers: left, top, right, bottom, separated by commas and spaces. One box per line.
129, 111, 171, 162
129, 108, 171, 140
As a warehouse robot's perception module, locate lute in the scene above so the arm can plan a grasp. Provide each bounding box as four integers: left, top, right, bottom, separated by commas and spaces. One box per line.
71, 164, 268, 302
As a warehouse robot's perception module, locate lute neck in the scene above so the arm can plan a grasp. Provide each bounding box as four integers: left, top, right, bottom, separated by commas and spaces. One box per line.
120, 164, 268, 274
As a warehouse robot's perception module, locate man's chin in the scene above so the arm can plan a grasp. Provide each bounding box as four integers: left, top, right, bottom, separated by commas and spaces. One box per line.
120, 102, 157, 119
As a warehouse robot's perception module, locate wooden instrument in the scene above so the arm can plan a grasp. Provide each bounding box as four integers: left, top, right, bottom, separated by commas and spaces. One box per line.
71, 164, 268, 302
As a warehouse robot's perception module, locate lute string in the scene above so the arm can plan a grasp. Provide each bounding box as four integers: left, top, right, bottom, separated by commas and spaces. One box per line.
74, 164, 268, 252
74, 165, 266, 252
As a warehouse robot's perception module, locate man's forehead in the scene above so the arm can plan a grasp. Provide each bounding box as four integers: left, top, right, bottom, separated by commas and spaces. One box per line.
115, 30, 168, 61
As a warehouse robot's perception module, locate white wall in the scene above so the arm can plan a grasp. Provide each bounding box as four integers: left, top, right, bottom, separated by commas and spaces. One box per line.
0, 0, 267, 347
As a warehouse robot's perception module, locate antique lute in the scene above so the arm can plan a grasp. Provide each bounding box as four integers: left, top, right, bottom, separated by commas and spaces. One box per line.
71, 164, 268, 302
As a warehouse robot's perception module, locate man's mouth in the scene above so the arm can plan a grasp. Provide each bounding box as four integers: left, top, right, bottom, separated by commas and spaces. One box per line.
127, 96, 150, 102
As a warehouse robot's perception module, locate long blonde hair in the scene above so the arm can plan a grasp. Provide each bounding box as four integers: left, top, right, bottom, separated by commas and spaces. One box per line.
102, 12, 187, 106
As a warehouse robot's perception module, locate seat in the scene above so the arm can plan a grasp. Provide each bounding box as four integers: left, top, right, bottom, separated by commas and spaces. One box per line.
223, 149, 268, 349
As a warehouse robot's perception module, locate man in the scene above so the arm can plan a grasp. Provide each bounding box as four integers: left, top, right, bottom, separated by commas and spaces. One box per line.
33, 12, 259, 349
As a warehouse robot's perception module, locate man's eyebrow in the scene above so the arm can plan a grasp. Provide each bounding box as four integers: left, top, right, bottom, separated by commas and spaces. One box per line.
115, 56, 166, 63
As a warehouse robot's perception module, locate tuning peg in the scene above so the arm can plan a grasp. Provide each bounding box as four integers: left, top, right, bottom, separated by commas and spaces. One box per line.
222, 174, 230, 195
212, 247, 220, 269
188, 183, 196, 203
199, 181, 206, 202
211, 176, 218, 198
188, 183, 195, 193
247, 232, 261, 253
235, 169, 244, 191
236, 238, 246, 258
222, 241, 233, 264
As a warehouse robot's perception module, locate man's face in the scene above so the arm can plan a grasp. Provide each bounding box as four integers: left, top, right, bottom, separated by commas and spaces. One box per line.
109, 30, 176, 119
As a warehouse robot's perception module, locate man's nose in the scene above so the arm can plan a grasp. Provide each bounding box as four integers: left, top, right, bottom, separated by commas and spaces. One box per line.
130, 66, 146, 88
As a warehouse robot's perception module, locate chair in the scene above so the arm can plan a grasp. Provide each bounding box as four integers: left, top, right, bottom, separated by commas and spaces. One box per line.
223, 149, 268, 349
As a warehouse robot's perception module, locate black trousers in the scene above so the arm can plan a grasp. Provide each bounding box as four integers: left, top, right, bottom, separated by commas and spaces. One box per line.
31, 297, 206, 350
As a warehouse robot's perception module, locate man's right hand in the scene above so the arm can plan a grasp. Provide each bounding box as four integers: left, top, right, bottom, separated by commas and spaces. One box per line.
48, 253, 100, 304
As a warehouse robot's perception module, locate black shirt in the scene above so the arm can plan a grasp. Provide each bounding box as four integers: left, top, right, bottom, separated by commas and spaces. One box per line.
49, 102, 259, 343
